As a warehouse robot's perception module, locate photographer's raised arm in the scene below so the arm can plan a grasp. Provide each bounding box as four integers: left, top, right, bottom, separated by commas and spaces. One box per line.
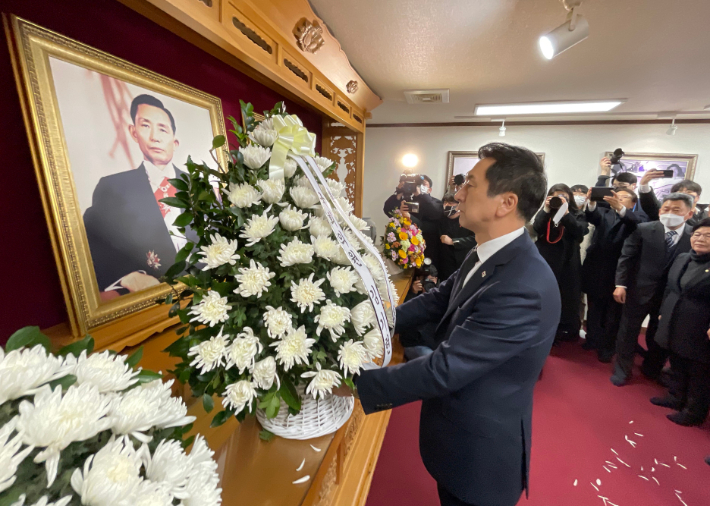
415, 193, 445, 221
638, 170, 665, 221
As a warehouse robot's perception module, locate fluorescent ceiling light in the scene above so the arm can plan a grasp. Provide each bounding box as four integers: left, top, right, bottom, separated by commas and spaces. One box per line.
475, 101, 624, 116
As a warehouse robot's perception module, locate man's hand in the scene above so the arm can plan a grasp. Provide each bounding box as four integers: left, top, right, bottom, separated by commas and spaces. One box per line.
613, 287, 627, 304
449, 175, 455, 187
586, 188, 593, 202
544, 196, 553, 213
412, 280, 423, 294
120, 271, 161, 292
603, 191, 624, 212
640, 169, 666, 186
399, 200, 411, 218
440, 235, 454, 245
600, 157, 612, 176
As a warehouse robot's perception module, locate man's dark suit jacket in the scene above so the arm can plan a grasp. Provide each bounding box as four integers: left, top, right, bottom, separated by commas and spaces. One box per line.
615, 222, 693, 306
83, 163, 195, 291
357, 232, 560, 506
582, 205, 648, 299
639, 190, 709, 227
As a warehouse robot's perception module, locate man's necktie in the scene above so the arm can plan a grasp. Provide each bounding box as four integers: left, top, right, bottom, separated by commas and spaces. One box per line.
154, 177, 177, 218
455, 248, 480, 296
665, 230, 677, 250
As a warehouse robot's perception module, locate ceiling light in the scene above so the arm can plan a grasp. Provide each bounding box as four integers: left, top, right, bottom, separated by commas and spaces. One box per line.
667, 119, 677, 136
475, 100, 624, 116
402, 153, 419, 168
539, 1, 589, 60
704, 105, 710, 111
499, 120, 506, 137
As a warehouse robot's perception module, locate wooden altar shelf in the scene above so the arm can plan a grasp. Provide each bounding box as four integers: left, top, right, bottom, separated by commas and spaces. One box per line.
117, 0, 381, 133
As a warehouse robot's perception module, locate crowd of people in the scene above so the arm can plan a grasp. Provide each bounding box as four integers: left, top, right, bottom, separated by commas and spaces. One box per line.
382, 157, 710, 445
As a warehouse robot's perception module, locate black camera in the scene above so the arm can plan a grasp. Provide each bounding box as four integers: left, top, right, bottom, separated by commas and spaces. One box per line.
454, 174, 465, 186
418, 257, 438, 292
549, 196, 565, 211
609, 148, 624, 165
399, 173, 425, 213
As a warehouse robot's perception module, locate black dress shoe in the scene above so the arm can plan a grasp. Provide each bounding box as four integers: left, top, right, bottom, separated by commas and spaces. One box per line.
705, 455, 710, 466
667, 410, 705, 427
610, 372, 628, 387
650, 395, 684, 410
581, 341, 596, 351
597, 350, 614, 363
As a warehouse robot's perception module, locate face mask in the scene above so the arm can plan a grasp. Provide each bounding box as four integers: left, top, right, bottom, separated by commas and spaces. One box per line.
659, 213, 685, 228
420, 185, 429, 194
445, 206, 458, 217
574, 195, 587, 206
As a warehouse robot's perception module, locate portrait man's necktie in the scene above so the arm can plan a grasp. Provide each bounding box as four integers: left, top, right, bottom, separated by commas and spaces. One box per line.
665, 230, 677, 250
154, 177, 177, 218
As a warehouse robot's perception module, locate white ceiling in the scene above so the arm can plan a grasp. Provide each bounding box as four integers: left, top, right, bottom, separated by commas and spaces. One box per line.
308, 0, 710, 123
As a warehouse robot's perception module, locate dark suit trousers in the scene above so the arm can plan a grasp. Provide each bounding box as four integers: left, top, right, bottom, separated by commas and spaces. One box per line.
586, 294, 623, 353
614, 298, 666, 379
438, 484, 479, 506
669, 355, 710, 420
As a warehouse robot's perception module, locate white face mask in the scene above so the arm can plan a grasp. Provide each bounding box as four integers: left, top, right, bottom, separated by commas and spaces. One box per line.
420, 185, 429, 194
574, 195, 587, 207
659, 213, 686, 228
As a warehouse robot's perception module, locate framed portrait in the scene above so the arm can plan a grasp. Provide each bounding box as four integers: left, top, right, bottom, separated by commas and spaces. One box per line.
603, 151, 698, 200
7, 16, 227, 338
446, 150, 546, 183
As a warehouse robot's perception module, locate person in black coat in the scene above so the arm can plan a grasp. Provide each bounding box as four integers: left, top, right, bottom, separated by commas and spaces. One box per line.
438, 192, 476, 281
610, 194, 695, 386
582, 188, 649, 362
650, 218, 710, 426
533, 184, 589, 342
637, 173, 709, 227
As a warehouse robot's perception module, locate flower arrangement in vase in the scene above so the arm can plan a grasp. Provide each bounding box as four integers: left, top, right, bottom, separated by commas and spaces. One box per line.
382, 209, 426, 269
160, 101, 396, 440
0, 326, 220, 506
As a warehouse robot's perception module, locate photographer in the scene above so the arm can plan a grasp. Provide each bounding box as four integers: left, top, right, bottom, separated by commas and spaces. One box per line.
399, 259, 440, 360
533, 184, 589, 343
438, 193, 476, 281
637, 172, 708, 226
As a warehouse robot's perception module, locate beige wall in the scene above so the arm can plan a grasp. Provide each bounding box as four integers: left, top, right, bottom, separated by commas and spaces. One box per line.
363, 123, 710, 236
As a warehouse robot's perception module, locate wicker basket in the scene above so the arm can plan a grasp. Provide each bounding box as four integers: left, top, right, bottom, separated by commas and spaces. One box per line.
256, 386, 354, 440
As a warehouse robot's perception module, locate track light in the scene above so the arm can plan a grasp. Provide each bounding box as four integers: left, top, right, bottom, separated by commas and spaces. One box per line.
667, 119, 677, 136
539, 0, 589, 60
499, 120, 506, 137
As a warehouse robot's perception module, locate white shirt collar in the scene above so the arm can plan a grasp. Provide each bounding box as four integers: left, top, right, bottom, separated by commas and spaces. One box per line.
143, 160, 176, 191
476, 227, 526, 265
663, 222, 685, 236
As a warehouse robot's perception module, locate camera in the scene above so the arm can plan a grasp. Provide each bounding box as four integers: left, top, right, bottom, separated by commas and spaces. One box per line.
549, 196, 565, 211
609, 148, 625, 175
399, 173, 426, 213
418, 257, 438, 292
454, 174, 465, 186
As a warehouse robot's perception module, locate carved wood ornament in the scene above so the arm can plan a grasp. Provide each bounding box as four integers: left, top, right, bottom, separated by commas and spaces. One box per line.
346, 80, 358, 94
295, 19, 325, 54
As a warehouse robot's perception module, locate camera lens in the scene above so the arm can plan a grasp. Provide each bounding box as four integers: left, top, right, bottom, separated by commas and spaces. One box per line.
549, 196, 563, 210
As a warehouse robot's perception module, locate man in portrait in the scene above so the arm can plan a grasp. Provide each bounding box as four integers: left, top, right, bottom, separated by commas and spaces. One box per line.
84, 94, 194, 301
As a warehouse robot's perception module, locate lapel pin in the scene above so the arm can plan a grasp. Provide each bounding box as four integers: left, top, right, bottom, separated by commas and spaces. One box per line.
481, 271, 486, 278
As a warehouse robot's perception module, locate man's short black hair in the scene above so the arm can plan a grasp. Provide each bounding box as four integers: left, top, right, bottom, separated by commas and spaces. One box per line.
571, 184, 589, 193
662, 192, 694, 209
130, 94, 176, 133
692, 217, 710, 233
614, 172, 637, 185
442, 192, 458, 204
671, 180, 702, 196
614, 187, 638, 204
478, 142, 547, 222
421, 175, 433, 188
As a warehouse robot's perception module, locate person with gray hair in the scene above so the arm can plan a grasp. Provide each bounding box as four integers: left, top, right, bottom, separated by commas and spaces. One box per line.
610, 192, 696, 386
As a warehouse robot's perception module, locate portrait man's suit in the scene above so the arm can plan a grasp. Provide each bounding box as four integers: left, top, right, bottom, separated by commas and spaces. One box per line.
613, 222, 693, 379
83, 163, 196, 292
357, 232, 561, 506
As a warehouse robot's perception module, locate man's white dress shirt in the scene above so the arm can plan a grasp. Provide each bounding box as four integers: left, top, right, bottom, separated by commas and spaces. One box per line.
462, 227, 526, 287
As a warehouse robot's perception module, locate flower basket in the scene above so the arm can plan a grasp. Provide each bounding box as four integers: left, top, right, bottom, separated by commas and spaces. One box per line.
382, 210, 426, 269
256, 385, 354, 439
385, 257, 404, 276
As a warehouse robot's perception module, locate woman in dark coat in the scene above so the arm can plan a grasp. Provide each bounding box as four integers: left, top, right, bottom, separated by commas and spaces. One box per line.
438, 193, 476, 281
651, 217, 710, 426
533, 183, 589, 342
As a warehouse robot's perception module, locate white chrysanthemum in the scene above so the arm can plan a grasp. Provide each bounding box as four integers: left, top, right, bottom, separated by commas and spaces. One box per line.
225, 327, 263, 374
344, 229, 363, 251
351, 300, 376, 336
290, 186, 319, 209
18, 384, 112, 487
270, 326, 315, 370
314, 196, 353, 220
189, 291, 232, 327
347, 215, 370, 231
263, 306, 292, 338
377, 278, 399, 307
294, 175, 313, 189
182, 436, 221, 506
363, 328, 384, 359
252, 357, 279, 390
362, 253, 386, 282
327, 267, 359, 297
314, 300, 351, 341
143, 439, 193, 500
290, 273, 326, 313
258, 117, 274, 131
321, 178, 346, 197
199, 234, 240, 270
284, 158, 298, 178
301, 363, 341, 400
0, 418, 34, 494
353, 278, 367, 295
234, 259, 275, 298
278, 238, 315, 267
64, 350, 140, 394
240, 144, 271, 170
227, 182, 262, 209
134, 480, 174, 506
258, 178, 285, 204
239, 213, 279, 246
14, 496, 72, 506
314, 156, 334, 172
312, 235, 340, 261
338, 340, 369, 377
309, 216, 332, 237
188, 329, 229, 374
332, 245, 352, 266
334, 196, 354, 215
0, 345, 71, 405
222, 380, 257, 415
109, 379, 195, 443
249, 126, 278, 148
278, 205, 308, 231
70, 436, 142, 506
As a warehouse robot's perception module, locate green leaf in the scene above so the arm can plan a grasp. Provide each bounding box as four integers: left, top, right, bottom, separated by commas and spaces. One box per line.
259, 429, 275, 442
210, 409, 232, 428
175, 242, 194, 264
173, 212, 194, 228
168, 178, 189, 191
160, 197, 190, 209
134, 369, 162, 385
5, 326, 51, 352
0, 487, 24, 506
212, 135, 226, 149
126, 346, 144, 368
168, 302, 181, 318
279, 376, 301, 412
165, 260, 187, 279
47, 374, 77, 391
197, 190, 211, 201
57, 335, 94, 357
202, 393, 215, 413
182, 435, 195, 449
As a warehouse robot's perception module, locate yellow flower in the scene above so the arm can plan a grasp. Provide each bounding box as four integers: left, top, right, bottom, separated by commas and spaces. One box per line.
415, 257, 422, 267
398, 249, 406, 259
402, 219, 410, 226
398, 232, 408, 240
411, 236, 420, 246
385, 244, 390, 249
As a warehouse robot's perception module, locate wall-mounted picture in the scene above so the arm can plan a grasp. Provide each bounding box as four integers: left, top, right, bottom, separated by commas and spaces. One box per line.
603, 151, 698, 200
446, 150, 546, 183
7, 16, 227, 337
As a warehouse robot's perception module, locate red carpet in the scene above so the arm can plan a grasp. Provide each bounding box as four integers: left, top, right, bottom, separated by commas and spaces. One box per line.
366, 342, 710, 506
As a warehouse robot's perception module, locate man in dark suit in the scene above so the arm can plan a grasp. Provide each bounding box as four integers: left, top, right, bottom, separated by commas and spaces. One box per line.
340, 143, 560, 506
84, 94, 193, 301
610, 193, 695, 386
582, 188, 649, 362
637, 171, 708, 226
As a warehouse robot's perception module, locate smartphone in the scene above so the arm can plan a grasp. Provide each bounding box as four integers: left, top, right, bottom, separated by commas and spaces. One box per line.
590, 187, 615, 202
661, 170, 675, 178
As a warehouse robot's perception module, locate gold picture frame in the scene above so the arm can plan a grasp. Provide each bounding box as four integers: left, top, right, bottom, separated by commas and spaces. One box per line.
446, 150, 546, 183
6, 16, 228, 339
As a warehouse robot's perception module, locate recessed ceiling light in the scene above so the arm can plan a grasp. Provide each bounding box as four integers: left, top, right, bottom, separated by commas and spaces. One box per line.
474, 100, 624, 116
402, 153, 419, 168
